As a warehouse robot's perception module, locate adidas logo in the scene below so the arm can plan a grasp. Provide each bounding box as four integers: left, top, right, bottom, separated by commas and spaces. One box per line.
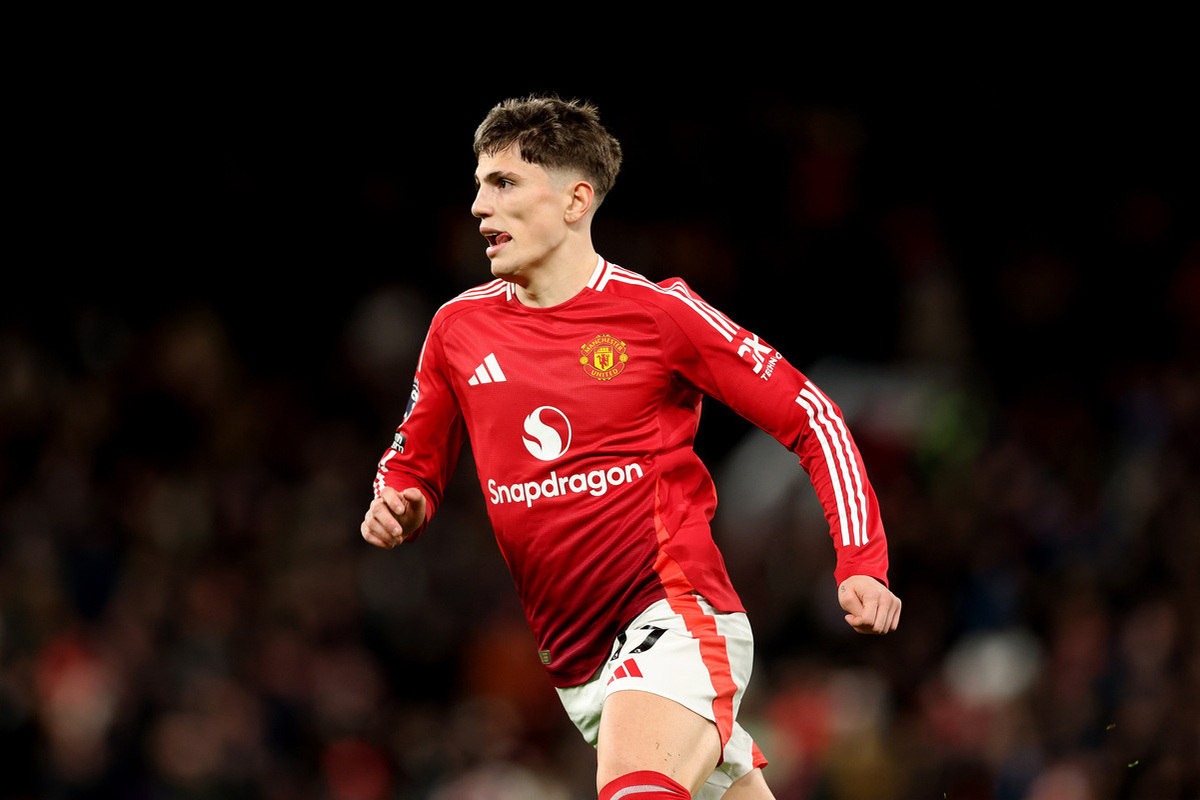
468, 353, 507, 385
607, 658, 643, 685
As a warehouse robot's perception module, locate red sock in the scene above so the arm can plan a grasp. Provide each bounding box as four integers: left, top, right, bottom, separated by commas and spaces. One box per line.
599, 770, 690, 800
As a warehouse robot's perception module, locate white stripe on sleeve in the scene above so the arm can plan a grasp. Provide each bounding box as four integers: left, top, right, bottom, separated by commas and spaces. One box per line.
795, 393, 853, 546
802, 381, 870, 543
604, 269, 738, 342
796, 381, 871, 547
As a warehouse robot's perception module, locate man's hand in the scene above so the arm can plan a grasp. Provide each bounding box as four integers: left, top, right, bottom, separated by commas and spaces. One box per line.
361, 487, 427, 549
838, 575, 901, 634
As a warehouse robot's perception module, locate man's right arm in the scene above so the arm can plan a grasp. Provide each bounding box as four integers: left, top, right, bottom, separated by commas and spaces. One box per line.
364, 321, 464, 546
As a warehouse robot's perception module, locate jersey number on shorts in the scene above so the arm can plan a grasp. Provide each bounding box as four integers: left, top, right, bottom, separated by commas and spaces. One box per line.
610, 625, 667, 661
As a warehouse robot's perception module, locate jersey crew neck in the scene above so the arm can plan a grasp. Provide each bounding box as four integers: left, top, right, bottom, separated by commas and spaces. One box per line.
507, 254, 609, 312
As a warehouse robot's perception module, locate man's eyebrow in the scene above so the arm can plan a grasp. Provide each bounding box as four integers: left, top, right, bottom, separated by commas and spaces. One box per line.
475, 169, 518, 186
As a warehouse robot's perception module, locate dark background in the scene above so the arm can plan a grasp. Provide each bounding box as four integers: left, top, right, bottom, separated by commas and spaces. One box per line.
3, 41, 1198, 799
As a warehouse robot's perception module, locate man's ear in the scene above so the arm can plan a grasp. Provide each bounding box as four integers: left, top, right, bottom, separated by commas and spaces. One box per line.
564, 180, 595, 224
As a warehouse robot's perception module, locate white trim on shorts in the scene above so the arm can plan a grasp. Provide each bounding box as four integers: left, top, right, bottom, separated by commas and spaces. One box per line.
556, 595, 766, 798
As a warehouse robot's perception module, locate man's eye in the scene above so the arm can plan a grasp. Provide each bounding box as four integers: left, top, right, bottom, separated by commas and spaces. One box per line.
498, 178, 513, 188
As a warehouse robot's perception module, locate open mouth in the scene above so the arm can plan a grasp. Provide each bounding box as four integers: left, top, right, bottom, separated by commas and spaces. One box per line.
485, 231, 512, 257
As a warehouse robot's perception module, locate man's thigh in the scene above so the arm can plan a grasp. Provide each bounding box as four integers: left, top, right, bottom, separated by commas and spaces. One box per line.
558, 595, 766, 795
597, 689, 721, 796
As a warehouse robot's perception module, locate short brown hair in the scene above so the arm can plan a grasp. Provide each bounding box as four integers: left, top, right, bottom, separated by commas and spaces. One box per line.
473, 95, 623, 202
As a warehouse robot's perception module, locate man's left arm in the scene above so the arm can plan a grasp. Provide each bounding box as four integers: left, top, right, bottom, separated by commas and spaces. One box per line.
656, 284, 900, 634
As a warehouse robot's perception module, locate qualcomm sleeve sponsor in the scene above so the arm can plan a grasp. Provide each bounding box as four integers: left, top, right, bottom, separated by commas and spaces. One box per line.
488, 405, 644, 507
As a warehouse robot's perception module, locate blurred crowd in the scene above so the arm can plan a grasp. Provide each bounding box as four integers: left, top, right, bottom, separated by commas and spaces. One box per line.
2, 95, 1198, 799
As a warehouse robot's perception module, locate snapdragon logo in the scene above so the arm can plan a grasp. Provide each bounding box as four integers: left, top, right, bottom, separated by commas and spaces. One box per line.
488, 405, 644, 508
488, 463, 645, 508
523, 406, 571, 461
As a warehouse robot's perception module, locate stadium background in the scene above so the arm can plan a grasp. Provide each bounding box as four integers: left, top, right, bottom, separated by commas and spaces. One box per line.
2, 53, 1198, 799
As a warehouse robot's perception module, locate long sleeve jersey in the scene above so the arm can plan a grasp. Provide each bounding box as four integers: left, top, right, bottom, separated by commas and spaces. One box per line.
374, 257, 889, 687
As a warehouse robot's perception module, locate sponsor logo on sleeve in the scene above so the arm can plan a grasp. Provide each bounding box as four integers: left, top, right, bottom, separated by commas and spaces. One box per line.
738, 334, 782, 380
403, 378, 420, 421
387, 378, 420, 454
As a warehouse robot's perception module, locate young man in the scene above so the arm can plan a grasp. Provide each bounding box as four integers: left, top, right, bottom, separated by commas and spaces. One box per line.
361, 96, 901, 800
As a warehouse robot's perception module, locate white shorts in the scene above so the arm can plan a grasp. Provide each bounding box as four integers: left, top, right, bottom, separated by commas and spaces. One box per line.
556, 595, 767, 798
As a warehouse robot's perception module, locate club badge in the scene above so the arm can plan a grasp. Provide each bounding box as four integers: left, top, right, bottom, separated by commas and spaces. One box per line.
580, 334, 629, 381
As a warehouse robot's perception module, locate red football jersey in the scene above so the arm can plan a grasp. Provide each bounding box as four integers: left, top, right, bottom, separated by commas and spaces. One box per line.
374, 257, 889, 687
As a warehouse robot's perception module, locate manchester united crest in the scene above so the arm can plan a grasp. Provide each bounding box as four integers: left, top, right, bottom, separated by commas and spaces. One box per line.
580, 334, 629, 381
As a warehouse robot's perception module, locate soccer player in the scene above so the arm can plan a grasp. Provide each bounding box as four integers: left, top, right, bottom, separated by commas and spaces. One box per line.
361, 95, 901, 800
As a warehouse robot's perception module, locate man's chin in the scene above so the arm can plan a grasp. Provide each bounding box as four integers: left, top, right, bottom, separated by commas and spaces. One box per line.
489, 260, 520, 281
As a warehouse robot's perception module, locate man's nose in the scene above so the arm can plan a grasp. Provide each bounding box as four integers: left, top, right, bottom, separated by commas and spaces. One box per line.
471, 188, 489, 218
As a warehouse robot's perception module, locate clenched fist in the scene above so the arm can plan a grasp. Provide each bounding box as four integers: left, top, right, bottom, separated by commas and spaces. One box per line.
361, 486, 427, 549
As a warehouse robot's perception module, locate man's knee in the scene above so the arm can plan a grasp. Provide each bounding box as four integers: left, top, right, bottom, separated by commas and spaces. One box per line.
599, 770, 691, 799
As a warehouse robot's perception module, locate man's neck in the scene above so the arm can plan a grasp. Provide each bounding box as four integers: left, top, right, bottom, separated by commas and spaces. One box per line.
512, 249, 599, 308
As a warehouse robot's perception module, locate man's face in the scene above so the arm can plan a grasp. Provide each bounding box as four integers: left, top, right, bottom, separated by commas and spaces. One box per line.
472, 145, 573, 281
